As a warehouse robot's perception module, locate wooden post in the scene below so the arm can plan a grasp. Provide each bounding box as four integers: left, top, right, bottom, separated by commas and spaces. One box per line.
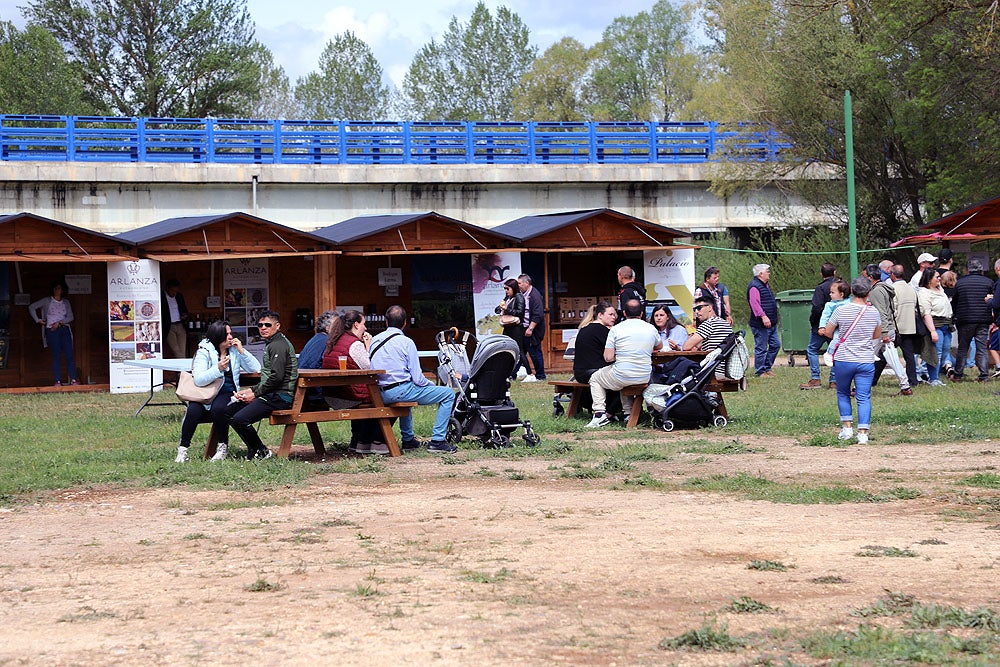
314, 254, 337, 312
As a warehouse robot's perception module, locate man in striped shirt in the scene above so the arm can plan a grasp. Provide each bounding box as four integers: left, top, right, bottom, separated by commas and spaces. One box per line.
684, 296, 735, 378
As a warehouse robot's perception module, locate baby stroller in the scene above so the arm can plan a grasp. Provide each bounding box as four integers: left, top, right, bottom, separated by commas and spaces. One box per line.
436, 328, 541, 448
644, 331, 746, 432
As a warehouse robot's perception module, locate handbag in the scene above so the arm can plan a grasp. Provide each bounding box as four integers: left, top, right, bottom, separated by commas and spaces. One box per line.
176, 371, 223, 404
500, 314, 520, 325
914, 300, 929, 336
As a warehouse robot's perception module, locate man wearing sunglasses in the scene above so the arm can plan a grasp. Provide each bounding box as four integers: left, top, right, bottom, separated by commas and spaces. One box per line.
684, 296, 735, 377
225, 310, 298, 460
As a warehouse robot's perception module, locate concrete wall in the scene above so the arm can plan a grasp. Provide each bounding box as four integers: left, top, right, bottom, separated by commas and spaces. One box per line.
0, 162, 834, 234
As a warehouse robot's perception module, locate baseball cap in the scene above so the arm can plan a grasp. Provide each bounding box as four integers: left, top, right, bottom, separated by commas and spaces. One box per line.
917, 252, 937, 264
938, 248, 953, 261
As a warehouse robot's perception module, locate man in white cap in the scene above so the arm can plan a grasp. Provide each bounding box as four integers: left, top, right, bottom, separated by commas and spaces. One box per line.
909, 252, 938, 287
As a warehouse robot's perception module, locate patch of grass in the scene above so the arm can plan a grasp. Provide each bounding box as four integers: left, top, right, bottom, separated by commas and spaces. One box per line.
352, 583, 383, 597
725, 596, 777, 614
681, 439, 765, 454
505, 469, 532, 480
183, 532, 209, 540
747, 559, 791, 572
474, 467, 497, 477
682, 472, 870, 504
439, 456, 465, 465
810, 575, 849, 584
802, 624, 998, 663
245, 577, 282, 592
279, 528, 324, 544
918, 538, 947, 545
958, 473, 1000, 489
598, 454, 636, 471
659, 620, 746, 651
852, 591, 917, 618
329, 457, 386, 474
58, 606, 118, 622
318, 518, 357, 528
799, 433, 850, 448
613, 472, 667, 490
462, 567, 512, 584
908, 604, 1000, 631
205, 499, 290, 511
855, 545, 918, 558
559, 465, 607, 479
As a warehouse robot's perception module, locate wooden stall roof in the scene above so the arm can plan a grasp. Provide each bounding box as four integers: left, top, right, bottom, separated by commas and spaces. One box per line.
310, 212, 517, 256
913, 194, 1000, 242
118, 212, 335, 261
490, 208, 691, 252
0, 212, 131, 262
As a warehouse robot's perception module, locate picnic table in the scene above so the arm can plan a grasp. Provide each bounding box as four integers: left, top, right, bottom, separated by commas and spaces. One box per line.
238, 368, 416, 459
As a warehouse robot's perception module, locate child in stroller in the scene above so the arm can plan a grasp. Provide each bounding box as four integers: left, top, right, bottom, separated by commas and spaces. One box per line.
436, 328, 541, 448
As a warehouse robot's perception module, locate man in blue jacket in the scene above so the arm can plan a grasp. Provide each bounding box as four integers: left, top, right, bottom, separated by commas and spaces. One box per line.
747, 264, 780, 378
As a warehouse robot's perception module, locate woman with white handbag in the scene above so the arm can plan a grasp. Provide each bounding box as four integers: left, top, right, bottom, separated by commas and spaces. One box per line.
175, 320, 262, 462
496, 278, 526, 379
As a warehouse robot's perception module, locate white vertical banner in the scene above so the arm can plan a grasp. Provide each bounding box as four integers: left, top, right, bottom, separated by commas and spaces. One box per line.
108, 259, 162, 393
471, 252, 522, 337
223, 258, 270, 362
644, 248, 696, 324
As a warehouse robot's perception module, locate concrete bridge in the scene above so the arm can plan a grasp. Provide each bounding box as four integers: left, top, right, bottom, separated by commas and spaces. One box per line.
0, 161, 834, 235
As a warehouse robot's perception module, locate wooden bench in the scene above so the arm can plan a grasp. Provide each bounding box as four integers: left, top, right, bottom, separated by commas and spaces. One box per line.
268, 401, 417, 457
551, 376, 740, 428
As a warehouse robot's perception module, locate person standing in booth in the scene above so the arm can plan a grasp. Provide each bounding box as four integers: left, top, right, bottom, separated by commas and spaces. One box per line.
28, 280, 78, 386
518, 273, 546, 382
161, 278, 190, 358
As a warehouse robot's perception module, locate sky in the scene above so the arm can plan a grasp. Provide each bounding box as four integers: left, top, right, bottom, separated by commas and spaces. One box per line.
0, 0, 662, 87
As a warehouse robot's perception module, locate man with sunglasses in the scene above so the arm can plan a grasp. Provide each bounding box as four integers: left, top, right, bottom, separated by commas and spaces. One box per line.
225, 310, 298, 460
684, 296, 735, 377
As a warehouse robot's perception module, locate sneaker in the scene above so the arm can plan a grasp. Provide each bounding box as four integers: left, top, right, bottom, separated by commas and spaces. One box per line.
515, 366, 528, 380
369, 443, 390, 455
760, 371, 776, 378
401, 438, 422, 451
353, 442, 372, 454
992, 368, 1000, 379
521, 375, 538, 383
856, 432, 869, 445
70, 379, 79, 386
928, 380, 947, 387
947, 367, 958, 380
951, 375, 964, 383
976, 375, 989, 383
838, 427, 854, 441
800, 379, 822, 390
54, 381, 62, 387
585, 413, 611, 428
254, 448, 273, 461
175, 446, 189, 463
210, 443, 228, 461
427, 440, 458, 454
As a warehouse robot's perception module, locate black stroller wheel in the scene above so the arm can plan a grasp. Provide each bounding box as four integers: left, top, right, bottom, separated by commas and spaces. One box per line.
446, 417, 463, 444
713, 415, 728, 428
660, 419, 675, 432
522, 430, 541, 447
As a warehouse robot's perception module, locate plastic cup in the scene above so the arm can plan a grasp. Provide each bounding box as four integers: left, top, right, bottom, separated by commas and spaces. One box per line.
338, 355, 348, 370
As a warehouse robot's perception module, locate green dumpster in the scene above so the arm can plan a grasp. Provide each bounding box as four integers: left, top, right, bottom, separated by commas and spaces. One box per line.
775, 289, 815, 367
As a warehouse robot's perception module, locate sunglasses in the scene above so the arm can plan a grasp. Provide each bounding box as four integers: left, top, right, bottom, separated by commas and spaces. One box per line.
693, 305, 711, 311
257, 322, 275, 328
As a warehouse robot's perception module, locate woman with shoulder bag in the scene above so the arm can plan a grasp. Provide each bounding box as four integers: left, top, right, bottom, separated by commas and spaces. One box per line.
917, 268, 950, 385
496, 278, 526, 379
175, 320, 262, 463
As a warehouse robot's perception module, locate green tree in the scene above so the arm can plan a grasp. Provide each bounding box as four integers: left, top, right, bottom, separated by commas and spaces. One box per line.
24, 0, 259, 118
0, 21, 93, 114
237, 42, 296, 120
294, 31, 390, 120
402, 2, 536, 120
698, 0, 1000, 245
511, 37, 591, 121
585, 0, 702, 121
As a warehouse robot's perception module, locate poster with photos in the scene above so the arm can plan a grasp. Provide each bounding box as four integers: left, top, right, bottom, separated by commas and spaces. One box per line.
108, 259, 162, 393
223, 258, 269, 361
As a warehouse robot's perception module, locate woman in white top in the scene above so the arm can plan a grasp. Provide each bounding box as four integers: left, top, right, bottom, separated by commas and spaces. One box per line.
28, 280, 77, 386
823, 277, 882, 445
651, 304, 689, 351
917, 268, 952, 386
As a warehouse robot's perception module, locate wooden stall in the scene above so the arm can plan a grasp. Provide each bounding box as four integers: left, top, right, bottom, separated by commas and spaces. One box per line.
311, 212, 516, 354
491, 209, 690, 373
118, 213, 335, 353
0, 213, 133, 389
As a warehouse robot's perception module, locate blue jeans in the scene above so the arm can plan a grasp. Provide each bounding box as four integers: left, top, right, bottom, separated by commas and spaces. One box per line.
46, 325, 76, 383
750, 324, 780, 375
833, 361, 874, 430
806, 329, 834, 383
526, 335, 546, 379
381, 381, 456, 442
931, 326, 951, 383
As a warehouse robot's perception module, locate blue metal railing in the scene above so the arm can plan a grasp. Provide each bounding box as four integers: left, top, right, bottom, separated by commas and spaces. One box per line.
0, 116, 790, 165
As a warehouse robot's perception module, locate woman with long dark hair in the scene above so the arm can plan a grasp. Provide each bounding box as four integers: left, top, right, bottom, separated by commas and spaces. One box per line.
175, 320, 261, 462
496, 277, 526, 378
322, 310, 382, 454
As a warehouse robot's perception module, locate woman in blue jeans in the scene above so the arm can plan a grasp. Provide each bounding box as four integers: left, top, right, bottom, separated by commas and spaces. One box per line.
823, 277, 882, 445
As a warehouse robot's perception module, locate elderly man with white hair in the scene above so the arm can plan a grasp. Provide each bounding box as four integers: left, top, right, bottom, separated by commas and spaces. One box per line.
747, 263, 780, 377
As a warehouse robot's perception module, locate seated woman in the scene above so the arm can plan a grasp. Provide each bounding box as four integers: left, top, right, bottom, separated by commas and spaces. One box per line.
571, 301, 622, 417
175, 320, 261, 463
651, 304, 689, 352
322, 310, 383, 454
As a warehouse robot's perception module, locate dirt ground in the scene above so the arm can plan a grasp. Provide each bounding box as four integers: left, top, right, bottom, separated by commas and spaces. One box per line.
2, 433, 1000, 666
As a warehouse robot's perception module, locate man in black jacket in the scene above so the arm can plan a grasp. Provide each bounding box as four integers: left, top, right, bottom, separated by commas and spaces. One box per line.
517, 273, 546, 381
616, 266, 646, 321
952, 258, 994, 382
802, 263, 837, 390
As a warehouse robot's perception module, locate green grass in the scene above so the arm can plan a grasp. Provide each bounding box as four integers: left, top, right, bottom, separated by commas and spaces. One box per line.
958, 474, 1000, 489
802, 624, 999, 663
725, 595, 777, 613
683, 472, 871, 504
747, 559, 791, 572
659, 620, 746, 651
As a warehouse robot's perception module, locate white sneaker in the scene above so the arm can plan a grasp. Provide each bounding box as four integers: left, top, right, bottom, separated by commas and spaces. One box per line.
516, 366, 529, 380
521, 375, 538, 383
837, 427, 854, 441
175, 446, 189, 463
210, 443, 228, 461
585, 413, 610, 428
856, 432, 869, 445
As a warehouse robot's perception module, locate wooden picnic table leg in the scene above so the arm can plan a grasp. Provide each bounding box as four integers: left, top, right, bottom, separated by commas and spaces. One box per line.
276, 423, 297, 458
204, 424, 219, 460
716, 395, 729, 419
306, 422, 326, 457
626, 393, 643, 428
567, 387, 583, 418
367, 378, 402, 457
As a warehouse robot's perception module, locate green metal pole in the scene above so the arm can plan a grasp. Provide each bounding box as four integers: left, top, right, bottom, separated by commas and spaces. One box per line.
845, 90, 858, 278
